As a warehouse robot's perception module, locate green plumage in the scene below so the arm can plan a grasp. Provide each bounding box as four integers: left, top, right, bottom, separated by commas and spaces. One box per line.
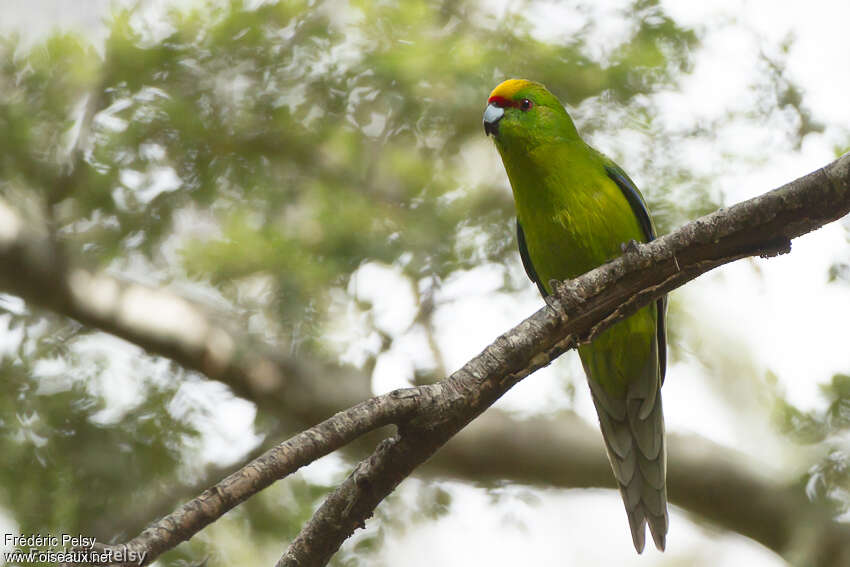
484, 79, 668, 552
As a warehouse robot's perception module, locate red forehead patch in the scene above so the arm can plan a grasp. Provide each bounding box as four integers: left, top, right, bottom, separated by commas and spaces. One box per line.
487, 95, 521, 108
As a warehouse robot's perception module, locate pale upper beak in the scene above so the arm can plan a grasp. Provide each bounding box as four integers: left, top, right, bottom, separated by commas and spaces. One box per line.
483, 102, 504, 136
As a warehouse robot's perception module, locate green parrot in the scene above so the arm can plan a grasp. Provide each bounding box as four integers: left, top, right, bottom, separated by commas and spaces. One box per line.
483, 79, 668, 552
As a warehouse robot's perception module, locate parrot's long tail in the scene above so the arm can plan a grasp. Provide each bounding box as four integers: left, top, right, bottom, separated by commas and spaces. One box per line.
583, 345, 668, 553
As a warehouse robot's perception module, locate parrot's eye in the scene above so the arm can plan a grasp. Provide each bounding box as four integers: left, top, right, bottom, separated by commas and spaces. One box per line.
520, 98, 533, 111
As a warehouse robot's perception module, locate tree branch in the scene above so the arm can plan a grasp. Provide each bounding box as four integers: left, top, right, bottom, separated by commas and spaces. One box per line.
67, 385, 446, 566
275, 153, 850, 567
19, 153, 850, 567
0, 197, 371, 428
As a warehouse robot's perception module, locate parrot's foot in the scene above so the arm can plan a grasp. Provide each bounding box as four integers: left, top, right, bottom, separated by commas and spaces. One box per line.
544, 293, 564, 315
620, 238, 641, 255
547, 279, 584, 318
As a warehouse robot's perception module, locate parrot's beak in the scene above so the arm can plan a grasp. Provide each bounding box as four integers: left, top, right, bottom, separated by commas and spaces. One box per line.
483, 102, 504, 136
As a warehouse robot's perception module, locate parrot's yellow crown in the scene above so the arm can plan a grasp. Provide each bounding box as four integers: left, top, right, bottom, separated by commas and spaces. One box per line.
488, 79, 534, 101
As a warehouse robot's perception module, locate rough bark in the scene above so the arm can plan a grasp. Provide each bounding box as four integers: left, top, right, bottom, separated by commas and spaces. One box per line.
274, 153, 850, 567
6, 152, 849, 567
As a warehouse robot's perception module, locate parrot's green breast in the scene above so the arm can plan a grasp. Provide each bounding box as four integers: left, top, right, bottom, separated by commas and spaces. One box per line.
508, 142, 645, 283
498, 139, 657, 398
500, 140, 646, 284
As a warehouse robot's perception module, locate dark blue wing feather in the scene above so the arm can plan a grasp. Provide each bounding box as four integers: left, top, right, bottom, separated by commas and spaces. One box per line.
604, 164, 656, 240
517, 219, 548, 298
604, 164, 667, 383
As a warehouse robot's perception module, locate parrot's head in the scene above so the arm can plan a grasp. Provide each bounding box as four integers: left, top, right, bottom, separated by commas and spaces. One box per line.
483, 79, 578, 149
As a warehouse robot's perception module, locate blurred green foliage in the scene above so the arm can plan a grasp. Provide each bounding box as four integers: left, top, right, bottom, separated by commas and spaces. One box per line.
0, 0, 842, 565
773, 373, 850, 516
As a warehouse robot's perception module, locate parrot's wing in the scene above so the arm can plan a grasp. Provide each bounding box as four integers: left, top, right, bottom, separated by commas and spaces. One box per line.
597, 161, 668, 551
603, 163, 656, 240
517, 219, 548, 297
604, 163, 667, 384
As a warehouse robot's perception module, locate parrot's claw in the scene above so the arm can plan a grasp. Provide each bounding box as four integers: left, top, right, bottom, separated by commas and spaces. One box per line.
547, 279, 583, 319
620, 238, 641, 254
544, 293, 564, 315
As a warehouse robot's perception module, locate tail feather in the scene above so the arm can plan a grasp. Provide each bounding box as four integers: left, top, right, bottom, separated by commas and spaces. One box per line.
627, 504, 647, 553
583, 333, 668, 553
628, 397, 662, 458
603, 391, 668, 552
648, 510, 668, 551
